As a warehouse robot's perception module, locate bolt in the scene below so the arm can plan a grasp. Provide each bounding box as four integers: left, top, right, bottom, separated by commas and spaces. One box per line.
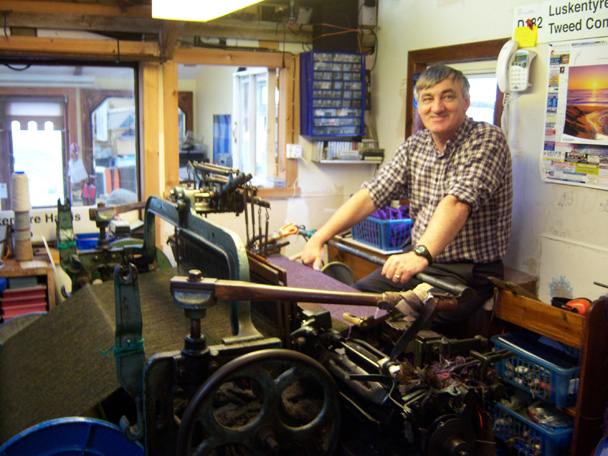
188, 270, 202, 282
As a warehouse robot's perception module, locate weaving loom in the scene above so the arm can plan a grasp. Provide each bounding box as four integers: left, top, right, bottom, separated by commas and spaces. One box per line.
0, 162, 507, 456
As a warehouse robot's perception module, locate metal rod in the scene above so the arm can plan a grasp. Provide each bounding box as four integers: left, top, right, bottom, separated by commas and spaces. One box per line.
327, 239, 473, 300
171, 277, 402, 308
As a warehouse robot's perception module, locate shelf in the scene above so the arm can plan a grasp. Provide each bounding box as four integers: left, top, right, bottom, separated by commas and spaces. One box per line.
493, 290, 608, 456
0, 255, 56, 318
313, 160, 382, 165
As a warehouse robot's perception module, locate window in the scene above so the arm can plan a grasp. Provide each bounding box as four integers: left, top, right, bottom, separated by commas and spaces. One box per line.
233, 67, 280, 187
467, 75, 499, 124
0, 63, 139, 210
7, 99, 65, 207
445, 60, 499, 125
174, 47, 298, 198
406, 38, 509, 137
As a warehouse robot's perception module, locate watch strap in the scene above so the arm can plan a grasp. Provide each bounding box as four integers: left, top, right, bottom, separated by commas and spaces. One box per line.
414, 245, 433, 265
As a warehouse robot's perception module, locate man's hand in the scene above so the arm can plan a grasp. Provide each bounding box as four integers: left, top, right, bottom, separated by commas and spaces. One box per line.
381, 251, 429, 283
289, 237, 325, 271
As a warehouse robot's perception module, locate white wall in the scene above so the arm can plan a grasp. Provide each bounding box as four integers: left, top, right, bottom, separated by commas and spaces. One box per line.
195, 65, 237, 155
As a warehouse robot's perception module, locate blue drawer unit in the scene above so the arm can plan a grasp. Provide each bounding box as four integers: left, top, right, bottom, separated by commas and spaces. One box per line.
300, 51, 365, 139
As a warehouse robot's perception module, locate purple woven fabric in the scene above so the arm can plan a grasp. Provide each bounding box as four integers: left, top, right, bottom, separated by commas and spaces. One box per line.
268, 256, 386, 324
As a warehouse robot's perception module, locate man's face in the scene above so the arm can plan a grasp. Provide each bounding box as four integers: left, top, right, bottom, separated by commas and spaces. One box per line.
417, 76, 470, 146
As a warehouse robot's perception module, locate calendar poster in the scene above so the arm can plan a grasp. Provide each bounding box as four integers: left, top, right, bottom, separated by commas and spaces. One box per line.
541, 39, 608, 189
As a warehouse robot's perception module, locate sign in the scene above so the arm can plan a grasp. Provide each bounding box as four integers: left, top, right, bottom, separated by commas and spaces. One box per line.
1, 207, 100, 243
514, 1, 608, 43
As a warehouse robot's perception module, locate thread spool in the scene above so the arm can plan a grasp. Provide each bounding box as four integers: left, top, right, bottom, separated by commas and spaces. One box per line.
11, 172, 33, 261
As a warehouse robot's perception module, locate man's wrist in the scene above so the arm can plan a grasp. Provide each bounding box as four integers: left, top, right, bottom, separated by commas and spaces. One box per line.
413, 245, 433, 265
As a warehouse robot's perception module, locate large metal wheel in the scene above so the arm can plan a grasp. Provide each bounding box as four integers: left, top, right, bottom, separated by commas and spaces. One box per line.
176, 349, 341, 456
426, 415, 476, 456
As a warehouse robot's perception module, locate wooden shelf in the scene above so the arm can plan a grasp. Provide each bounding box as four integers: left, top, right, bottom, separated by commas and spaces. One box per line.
0, 255, 55, 311
494, 290, 608, 456
313, 160, 382, 164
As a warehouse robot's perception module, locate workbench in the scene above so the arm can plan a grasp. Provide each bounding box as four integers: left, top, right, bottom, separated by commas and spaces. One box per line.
0, 255, 56, 314
493, 289, 608, 456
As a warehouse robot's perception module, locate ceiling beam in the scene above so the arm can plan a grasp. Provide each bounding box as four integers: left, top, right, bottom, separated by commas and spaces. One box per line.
159, 20, 183, 61
0, 1, 313, 44
0, 35, 159, 60
2, 12, 160, 35
0, 1, 151, 18
0, 5, 312, 46
183, 20, 312, 44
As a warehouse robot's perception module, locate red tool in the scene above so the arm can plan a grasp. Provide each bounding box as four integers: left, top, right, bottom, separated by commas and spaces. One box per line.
563, 298, 591, 315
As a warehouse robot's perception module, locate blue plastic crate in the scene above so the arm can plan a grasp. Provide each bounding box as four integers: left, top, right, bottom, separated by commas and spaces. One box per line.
492, 402, 573, 456
492, 334, 579, 408
351, 216, 412, 251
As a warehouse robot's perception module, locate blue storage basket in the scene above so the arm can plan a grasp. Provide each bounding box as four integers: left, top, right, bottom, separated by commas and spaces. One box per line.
492, 402, 573, 456
351, 216, 413, 251
492, 334, 579, 408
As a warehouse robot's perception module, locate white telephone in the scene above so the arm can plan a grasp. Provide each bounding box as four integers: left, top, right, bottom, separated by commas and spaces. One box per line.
496, 39, 535, 93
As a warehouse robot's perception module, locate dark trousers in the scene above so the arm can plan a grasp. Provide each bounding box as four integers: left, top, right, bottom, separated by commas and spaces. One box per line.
353, 258, 503, 333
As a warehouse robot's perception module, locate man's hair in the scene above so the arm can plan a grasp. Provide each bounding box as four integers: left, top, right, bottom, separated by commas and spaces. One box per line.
414, 64, 470, 100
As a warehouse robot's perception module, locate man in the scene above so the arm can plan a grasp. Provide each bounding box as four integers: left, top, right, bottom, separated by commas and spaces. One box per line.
293, 64, 513, 332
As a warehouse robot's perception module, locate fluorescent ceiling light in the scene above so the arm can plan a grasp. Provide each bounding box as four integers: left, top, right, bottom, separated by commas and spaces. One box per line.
152, 0, 263, 22
0, 74, 96, 88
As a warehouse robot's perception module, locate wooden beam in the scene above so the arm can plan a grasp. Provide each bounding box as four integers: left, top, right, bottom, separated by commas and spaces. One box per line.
140, 61, 161, 201
162, 60, 180, 193
174, 46, 293, 68
0, 35, 159, 60
270, 51, 299, 199
0, 2, 312, 44
182, 19, 312, 44
159, 21, 184, 62
2, 12, 161, 35
493, 289, 584, 348
0, 1, 152, 18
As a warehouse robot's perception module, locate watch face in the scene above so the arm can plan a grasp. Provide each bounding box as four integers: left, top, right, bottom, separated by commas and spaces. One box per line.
414, 245, 432, 263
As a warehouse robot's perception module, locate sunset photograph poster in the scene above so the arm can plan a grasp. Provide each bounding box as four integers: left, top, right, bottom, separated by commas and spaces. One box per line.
564, 64, 608, 142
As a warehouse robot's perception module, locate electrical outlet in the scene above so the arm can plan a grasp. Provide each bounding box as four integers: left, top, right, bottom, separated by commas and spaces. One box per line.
286, 144, 302, 159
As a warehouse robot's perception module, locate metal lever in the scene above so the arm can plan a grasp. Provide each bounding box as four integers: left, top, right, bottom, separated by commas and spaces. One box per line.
326, 239, 474, 301
171, 276, 408, 309
113, 264, 145, 441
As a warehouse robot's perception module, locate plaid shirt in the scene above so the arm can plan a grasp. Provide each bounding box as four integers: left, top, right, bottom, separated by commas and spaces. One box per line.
362, 117, 513, 264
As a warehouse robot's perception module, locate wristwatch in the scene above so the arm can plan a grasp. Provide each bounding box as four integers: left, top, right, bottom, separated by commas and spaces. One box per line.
413, 245, 433, 265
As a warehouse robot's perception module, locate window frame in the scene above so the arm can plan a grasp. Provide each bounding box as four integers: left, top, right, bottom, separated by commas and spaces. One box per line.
0, 61, 140, 209
405, 38, 510, 138
233, 67, 278, 180
170, 47, 300, 199
0, 87, 78, 211
0, 37, 300, 203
